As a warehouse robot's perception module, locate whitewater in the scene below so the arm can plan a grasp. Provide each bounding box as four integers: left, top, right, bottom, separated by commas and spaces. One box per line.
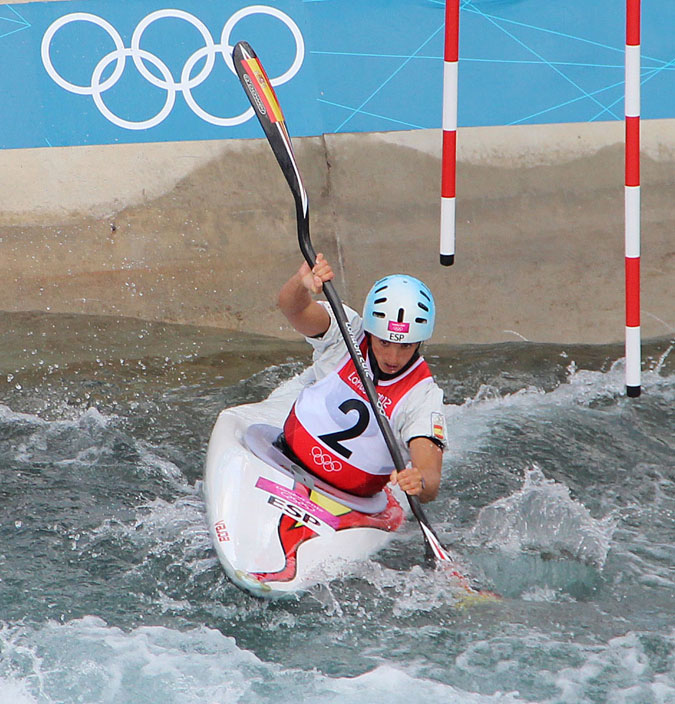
0, 313, 672, 704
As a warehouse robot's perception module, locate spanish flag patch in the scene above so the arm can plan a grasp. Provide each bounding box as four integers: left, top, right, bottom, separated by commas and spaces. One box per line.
431, 412, 446, 444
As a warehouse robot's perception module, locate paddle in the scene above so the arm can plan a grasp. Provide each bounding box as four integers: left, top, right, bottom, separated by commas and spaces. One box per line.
232, 40, 474, 584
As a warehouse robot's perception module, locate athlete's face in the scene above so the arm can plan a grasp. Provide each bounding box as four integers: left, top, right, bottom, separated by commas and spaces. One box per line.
370, 336, 420, 375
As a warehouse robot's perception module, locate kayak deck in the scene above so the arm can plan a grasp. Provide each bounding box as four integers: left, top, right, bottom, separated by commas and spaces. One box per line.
204, 393, 405, 598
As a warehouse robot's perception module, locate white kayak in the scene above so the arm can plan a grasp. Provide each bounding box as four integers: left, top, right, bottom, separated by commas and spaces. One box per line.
204, 381, 405, 598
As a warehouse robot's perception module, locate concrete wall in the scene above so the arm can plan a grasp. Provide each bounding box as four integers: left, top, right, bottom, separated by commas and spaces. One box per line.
1, 120, 673, 344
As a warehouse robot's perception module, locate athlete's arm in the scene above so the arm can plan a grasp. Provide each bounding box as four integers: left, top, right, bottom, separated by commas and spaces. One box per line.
390, 437, 442, 503
278, 254, 334, 338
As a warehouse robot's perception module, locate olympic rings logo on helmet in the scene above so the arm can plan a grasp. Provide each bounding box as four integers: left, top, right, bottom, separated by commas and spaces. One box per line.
311, 446, 342, 473
40, 5, 304, 131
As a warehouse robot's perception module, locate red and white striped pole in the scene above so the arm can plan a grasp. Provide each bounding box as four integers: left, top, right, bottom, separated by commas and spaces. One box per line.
440, 0, 459, 266
625, 0, 641, 397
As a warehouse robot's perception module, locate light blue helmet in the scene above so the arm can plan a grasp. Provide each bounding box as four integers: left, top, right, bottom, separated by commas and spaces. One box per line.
362, 275, 435, 343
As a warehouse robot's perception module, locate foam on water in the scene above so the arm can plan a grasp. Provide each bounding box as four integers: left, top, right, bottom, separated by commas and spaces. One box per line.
1, 616, 673, 704
470, 466, 616, 567
0, 616, 527, 704
446, 354, 672, 455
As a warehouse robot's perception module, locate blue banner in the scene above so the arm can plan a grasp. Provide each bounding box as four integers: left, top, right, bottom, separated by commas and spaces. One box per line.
0, 0, 673, 149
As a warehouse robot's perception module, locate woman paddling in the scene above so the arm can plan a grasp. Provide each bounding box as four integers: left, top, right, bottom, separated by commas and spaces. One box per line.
275, 253, 447, 504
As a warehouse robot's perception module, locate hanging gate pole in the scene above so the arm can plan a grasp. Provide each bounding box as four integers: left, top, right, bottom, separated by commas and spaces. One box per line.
625, 0, 641, 397
440, 0, 459, 266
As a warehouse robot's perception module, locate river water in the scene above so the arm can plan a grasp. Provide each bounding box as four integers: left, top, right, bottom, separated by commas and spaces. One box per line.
0, 312, 673, 704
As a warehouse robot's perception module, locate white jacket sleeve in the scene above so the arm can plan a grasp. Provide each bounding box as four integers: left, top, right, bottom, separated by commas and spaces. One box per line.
393, 380, 448, 452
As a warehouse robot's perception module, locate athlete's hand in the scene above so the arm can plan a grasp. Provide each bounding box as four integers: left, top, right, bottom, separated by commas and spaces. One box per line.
390, 466, 426, 497
299, 253, 334, 294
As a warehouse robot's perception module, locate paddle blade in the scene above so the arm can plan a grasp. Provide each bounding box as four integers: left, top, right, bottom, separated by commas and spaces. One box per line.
232, 41, 307, 215
415, 501, 500, 598
233, 41, 286, 129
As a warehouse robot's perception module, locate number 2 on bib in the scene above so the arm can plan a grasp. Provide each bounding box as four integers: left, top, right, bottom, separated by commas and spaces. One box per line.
318, 398, 370, 459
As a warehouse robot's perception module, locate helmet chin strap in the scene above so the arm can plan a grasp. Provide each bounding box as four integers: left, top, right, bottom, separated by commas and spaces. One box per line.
365, 333, 421, 384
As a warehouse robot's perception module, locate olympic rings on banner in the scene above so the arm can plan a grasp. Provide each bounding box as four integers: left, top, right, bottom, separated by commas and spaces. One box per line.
311, 447, 342, 473
40, 5, 305, 131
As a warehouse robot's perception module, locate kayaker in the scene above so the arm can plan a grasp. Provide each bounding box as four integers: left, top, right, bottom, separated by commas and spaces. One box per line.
276, 253, 447, 503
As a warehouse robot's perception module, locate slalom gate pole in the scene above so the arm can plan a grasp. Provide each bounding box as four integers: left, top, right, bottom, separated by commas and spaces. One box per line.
625, 0, 641, 397
440, 0, 459, 266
